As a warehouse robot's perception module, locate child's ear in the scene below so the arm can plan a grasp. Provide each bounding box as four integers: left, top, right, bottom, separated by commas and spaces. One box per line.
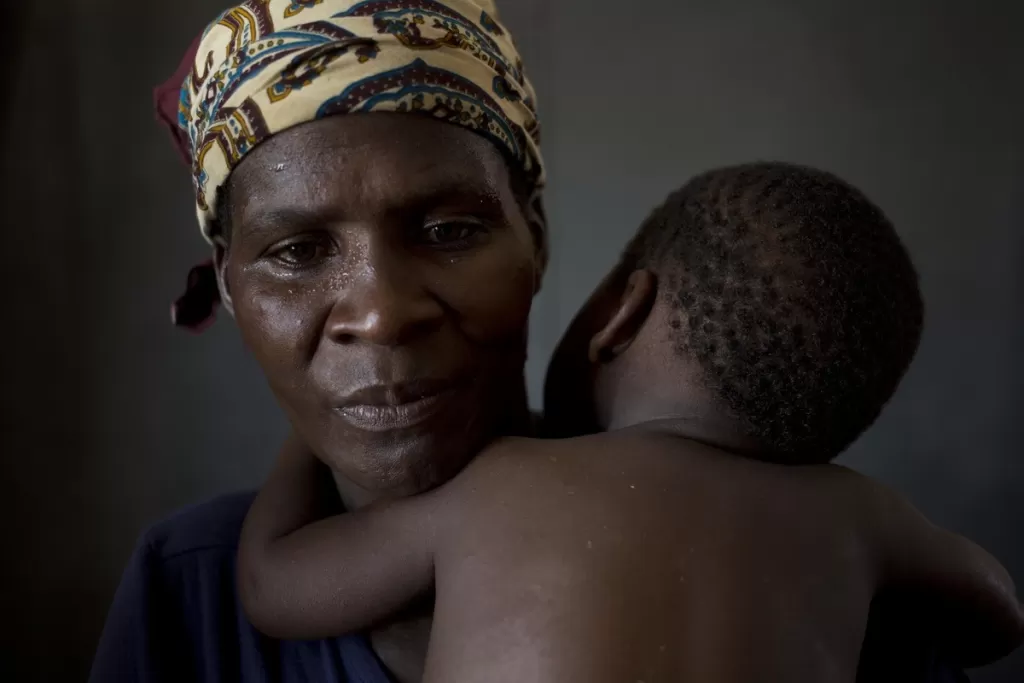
588, 269, 657, 364
213, 237, 236, 319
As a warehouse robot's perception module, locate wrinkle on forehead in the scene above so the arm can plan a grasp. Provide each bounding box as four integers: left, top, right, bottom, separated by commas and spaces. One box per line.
228, 114, 512, 224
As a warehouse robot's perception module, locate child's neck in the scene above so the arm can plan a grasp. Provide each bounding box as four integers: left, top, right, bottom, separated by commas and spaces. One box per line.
607, 404, 761, 458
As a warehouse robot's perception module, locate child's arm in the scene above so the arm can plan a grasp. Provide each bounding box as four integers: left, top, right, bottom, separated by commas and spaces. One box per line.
868, 480, 1024, 668
237, 432, 441, 641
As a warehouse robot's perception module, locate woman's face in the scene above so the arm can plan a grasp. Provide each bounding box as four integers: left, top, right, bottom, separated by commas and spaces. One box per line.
217, 114, 543, 500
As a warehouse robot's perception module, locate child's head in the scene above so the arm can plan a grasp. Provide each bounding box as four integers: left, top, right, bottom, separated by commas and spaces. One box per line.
544, 162, 923, 463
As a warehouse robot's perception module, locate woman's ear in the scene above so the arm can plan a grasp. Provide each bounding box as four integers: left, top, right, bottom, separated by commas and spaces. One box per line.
213, 237, 236, 319
588, 269, 657, 365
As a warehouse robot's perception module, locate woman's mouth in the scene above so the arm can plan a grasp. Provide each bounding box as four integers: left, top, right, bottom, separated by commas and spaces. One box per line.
334, 380, 460, 432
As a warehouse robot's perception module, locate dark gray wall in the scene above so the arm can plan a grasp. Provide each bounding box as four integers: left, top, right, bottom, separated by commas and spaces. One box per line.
1, 1, 1019, 681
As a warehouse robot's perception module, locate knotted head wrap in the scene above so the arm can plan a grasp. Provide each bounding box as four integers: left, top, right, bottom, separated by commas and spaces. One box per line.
155, 0, 545, 329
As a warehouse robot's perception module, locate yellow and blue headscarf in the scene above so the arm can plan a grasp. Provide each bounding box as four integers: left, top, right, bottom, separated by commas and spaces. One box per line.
175, 0, 544, 240
155, 0, 545, 329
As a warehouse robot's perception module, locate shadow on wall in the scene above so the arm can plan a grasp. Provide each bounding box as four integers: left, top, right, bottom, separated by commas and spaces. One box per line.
1, 2, 91, 681
0, 2, 28, 131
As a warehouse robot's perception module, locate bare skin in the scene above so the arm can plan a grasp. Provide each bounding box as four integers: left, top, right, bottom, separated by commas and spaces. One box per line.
240, 426, 1021, 683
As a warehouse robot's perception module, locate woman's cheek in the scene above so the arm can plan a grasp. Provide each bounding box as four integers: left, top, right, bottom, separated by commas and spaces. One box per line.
232, 272, 324, 371
444, 245, 537, 343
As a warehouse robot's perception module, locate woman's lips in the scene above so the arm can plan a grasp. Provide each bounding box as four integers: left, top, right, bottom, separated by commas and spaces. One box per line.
334, 385, 458, 432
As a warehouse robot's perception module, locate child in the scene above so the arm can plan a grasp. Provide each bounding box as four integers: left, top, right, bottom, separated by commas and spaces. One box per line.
238, 162, 1023, 682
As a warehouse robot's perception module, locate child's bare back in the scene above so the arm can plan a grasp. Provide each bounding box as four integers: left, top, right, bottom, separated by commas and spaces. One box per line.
428, 430, 879, 683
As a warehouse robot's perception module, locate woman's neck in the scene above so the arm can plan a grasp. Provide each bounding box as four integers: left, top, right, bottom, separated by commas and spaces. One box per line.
331, 470, 378, 511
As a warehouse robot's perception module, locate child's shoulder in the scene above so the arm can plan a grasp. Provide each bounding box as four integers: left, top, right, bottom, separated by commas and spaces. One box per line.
457, 432, 670, 489
474, 432, 616, 464
464, 435, 569, 473
449, 434, 597, 487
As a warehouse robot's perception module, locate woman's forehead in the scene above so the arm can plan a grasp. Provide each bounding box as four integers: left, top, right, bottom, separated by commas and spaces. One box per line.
229, 114, 513, 218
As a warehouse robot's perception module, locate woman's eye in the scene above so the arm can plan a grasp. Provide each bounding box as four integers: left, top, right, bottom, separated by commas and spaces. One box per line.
423, 221, 483, 245
270, 239, 329, 267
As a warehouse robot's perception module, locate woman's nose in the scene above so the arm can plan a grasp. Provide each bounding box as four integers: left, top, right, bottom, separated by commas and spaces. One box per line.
323, 245, 444, 347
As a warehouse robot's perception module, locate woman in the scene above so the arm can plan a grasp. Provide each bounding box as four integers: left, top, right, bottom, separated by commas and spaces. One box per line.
90, 1, 976, 681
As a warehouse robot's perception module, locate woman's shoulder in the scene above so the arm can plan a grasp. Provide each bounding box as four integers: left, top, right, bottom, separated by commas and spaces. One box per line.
91, 491, 393, 682
139, 491, 257, 561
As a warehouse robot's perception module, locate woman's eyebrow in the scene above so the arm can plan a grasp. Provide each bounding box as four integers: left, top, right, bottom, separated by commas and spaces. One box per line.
237, 182, 505, 235
392, 183, 504, 215
237, 207, 330, 236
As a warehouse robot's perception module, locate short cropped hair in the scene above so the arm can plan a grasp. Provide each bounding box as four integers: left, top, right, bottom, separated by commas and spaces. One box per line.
623, 162, 923, 462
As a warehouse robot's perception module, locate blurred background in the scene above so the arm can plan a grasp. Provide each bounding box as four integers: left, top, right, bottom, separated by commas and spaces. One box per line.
1, 0, 1020, 680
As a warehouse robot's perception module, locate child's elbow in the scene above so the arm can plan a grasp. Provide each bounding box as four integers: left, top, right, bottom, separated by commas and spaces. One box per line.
945, 566, 1024, 668
978, 589, 1024, 666
236, 557, 280, 636
967, 546, 1023, 665
239, 586, 295, 640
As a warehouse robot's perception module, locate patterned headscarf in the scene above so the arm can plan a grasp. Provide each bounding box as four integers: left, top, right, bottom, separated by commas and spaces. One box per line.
155, 0, 544, 329
176, 0, 542, 239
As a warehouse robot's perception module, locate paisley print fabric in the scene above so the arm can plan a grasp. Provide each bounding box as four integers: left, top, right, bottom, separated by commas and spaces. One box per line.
178, 0, 544, 241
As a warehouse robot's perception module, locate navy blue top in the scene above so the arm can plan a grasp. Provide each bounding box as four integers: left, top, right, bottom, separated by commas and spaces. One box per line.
89, 493, 969, 683
89, 493, 392, 683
